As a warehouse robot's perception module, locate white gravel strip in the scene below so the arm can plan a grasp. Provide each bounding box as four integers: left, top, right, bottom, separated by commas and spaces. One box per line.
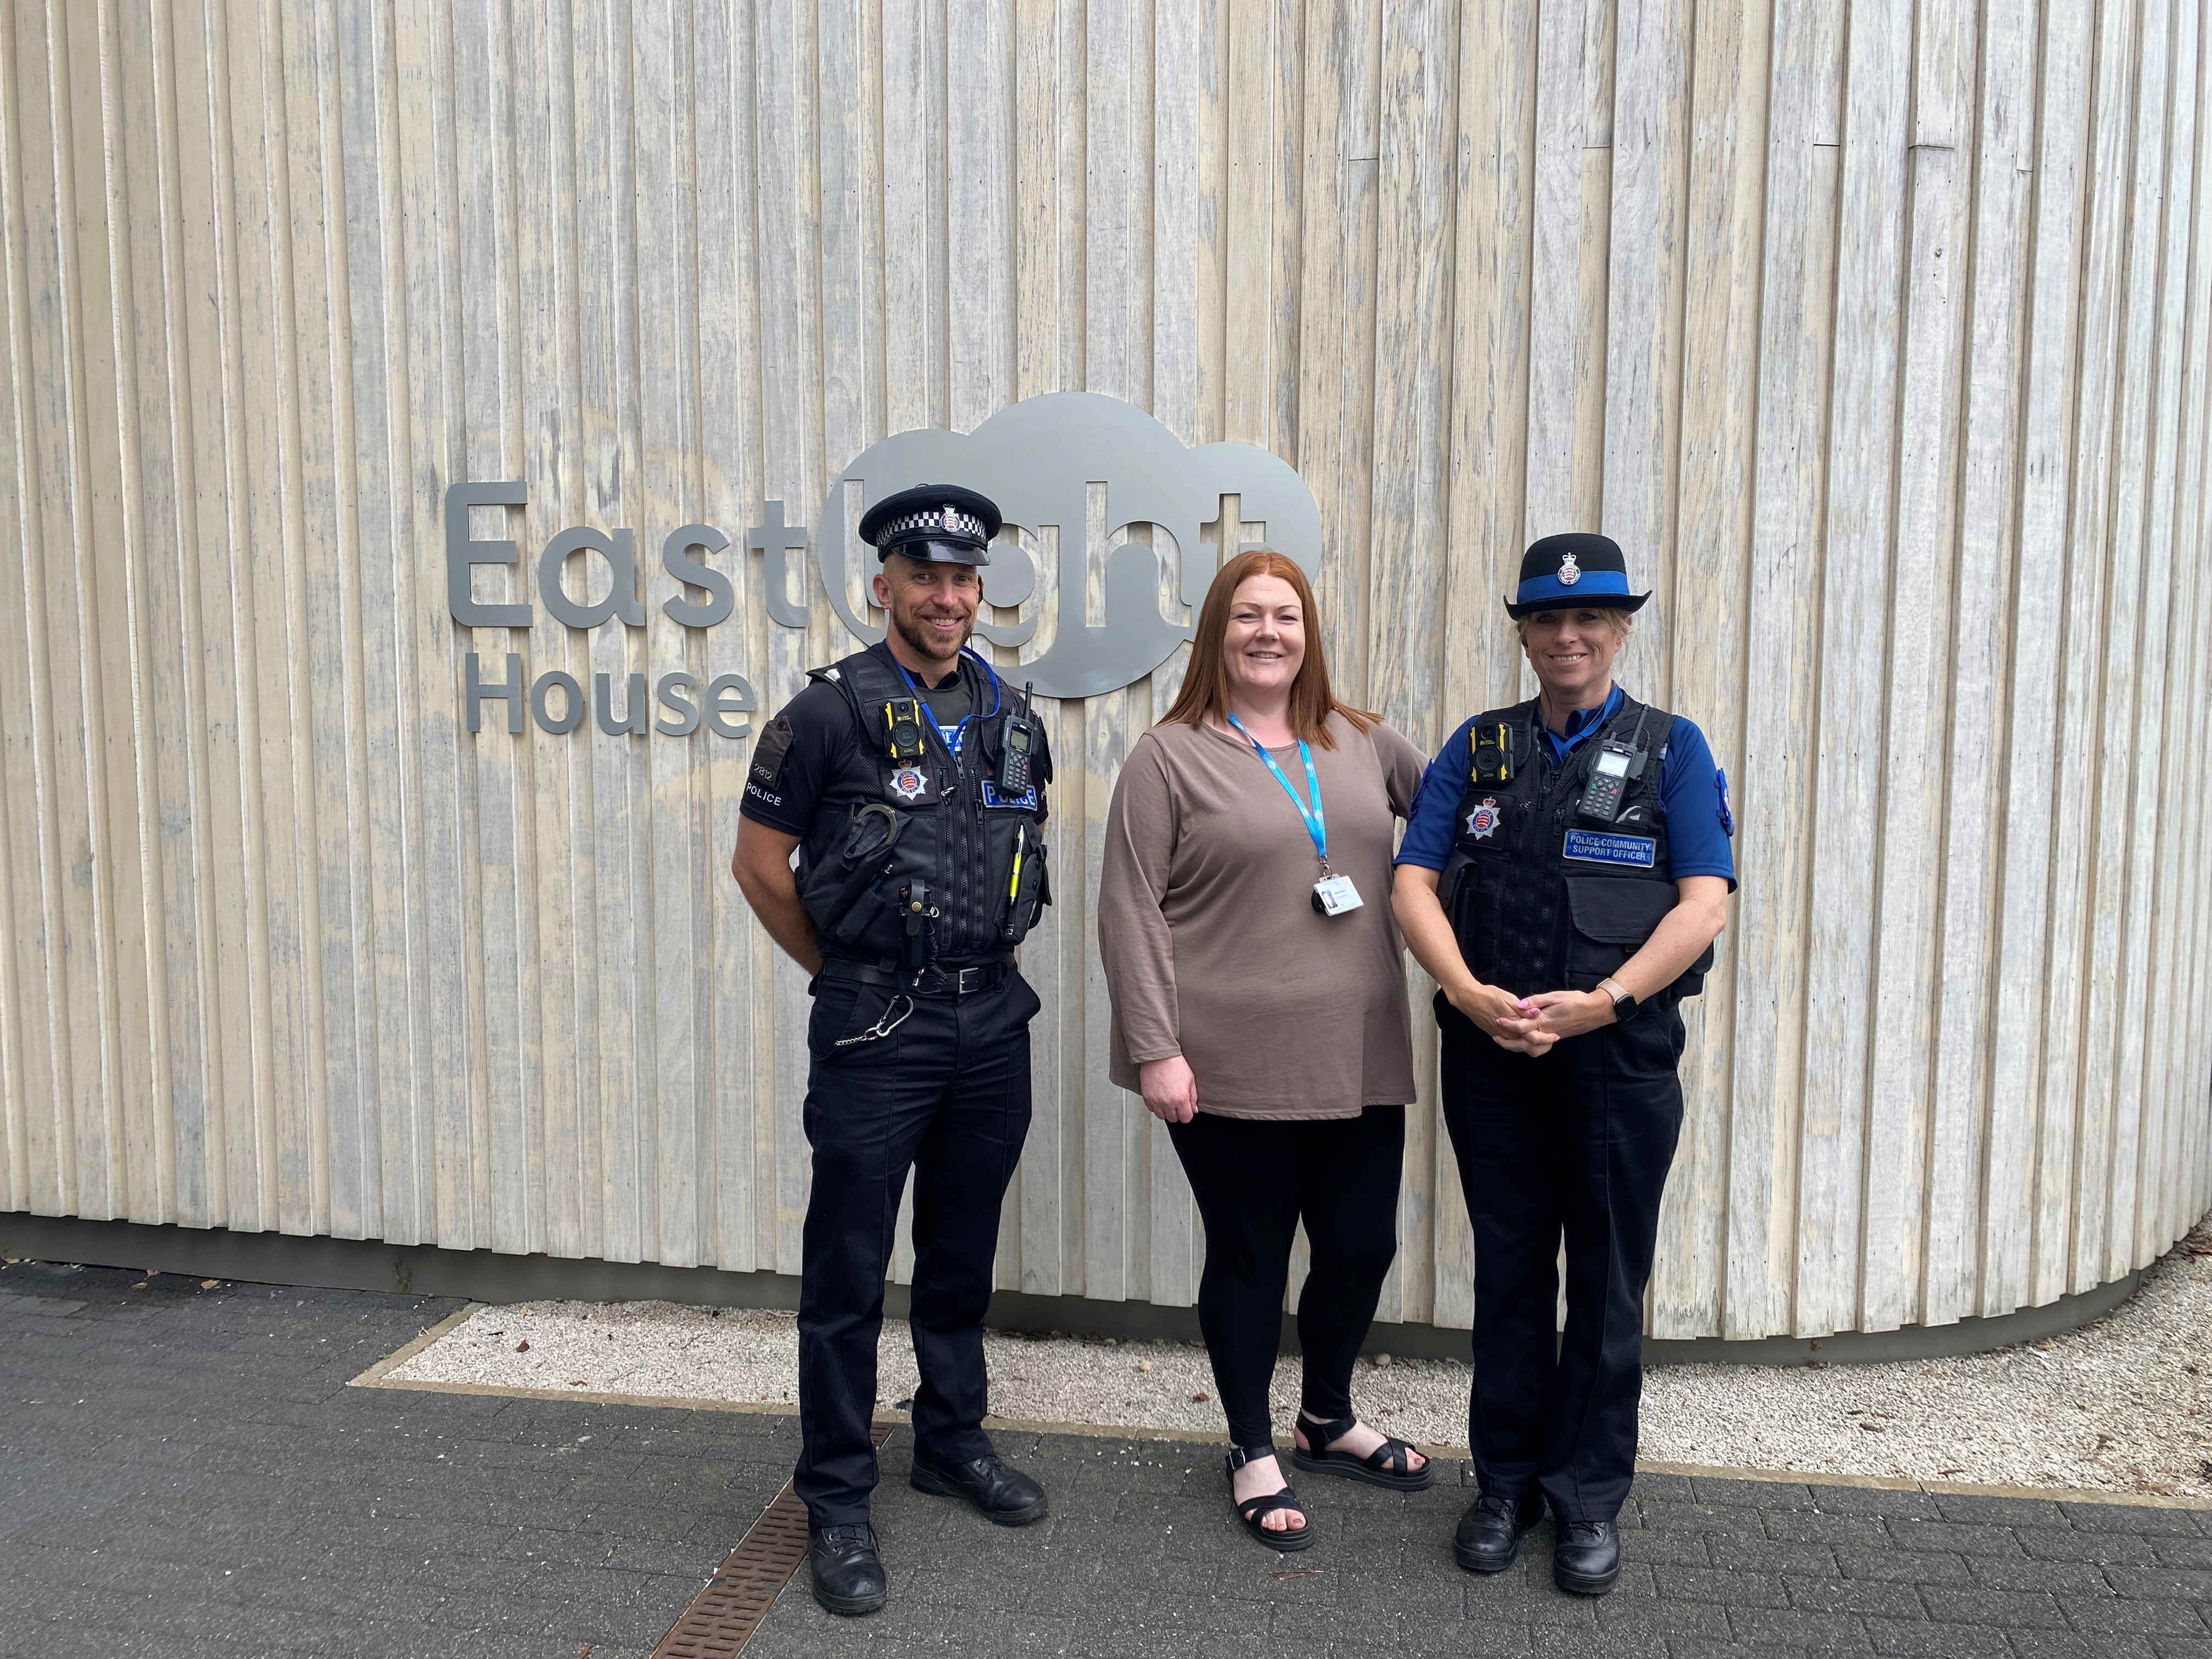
386, 1217, 2212, 1496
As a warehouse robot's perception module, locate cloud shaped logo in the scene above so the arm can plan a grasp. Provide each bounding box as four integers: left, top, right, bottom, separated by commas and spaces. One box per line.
815, 392, 1323, 699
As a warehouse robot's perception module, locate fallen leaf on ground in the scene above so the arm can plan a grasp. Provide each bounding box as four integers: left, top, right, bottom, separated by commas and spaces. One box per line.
516, 1340, 530, 1352
200, 1279, 219, 1289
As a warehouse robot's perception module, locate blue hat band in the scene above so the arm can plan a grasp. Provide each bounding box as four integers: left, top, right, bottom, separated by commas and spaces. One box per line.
1515, 568, 1632, 607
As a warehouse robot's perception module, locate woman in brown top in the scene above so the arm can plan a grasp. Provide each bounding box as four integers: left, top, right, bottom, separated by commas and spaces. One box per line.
1098, 549, 1434, 1551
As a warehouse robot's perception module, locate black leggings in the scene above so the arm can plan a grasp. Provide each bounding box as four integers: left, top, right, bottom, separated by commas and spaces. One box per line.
1165, 1105, 1406, 1451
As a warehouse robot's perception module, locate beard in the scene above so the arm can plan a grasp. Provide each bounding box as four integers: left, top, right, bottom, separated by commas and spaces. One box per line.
890, 602, 973, 665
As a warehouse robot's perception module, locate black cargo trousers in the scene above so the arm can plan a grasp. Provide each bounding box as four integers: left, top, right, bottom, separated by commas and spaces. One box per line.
1438, 996, 1686, 1522
793, 963, 1040, 1527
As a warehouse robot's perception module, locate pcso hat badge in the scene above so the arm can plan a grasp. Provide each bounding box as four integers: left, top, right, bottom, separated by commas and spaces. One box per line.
889, 765, 931, 803
1466, 797, 1503, 840
1505, 532, 1651, 618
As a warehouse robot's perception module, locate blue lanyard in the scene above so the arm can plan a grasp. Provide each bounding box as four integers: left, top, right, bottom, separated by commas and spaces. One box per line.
1226, 713, 1328, 870
894, 648, 1002, 758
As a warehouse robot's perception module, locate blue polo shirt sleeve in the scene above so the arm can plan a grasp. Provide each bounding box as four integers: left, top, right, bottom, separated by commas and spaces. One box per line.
1393, 718, 1478, 872
1658, 716, 1736, 889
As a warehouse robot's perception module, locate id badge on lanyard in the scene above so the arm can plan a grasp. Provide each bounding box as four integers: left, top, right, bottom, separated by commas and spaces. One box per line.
1226, 714, 1363, 918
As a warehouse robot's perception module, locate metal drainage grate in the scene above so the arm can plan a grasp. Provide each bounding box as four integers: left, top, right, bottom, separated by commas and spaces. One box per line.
651, 1423, 894, 1658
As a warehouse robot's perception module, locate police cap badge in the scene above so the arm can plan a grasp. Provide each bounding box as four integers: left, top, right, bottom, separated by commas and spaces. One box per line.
858, 483, 1003, 567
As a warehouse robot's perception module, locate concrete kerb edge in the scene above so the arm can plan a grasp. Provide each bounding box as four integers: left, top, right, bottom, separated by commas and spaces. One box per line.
346, 1338, 2212, 1514
348, 1326, 1237, 1441
1635, 1458, 2212, 1511
348, 1305, 476, 1386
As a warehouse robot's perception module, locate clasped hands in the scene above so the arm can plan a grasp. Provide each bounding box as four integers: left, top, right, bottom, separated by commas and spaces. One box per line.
1447, 979, 1614, 1054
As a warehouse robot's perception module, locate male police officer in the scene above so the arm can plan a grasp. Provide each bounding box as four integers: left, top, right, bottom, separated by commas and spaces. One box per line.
732, 484, 1054, 1617
1390, 534, 1733, 1596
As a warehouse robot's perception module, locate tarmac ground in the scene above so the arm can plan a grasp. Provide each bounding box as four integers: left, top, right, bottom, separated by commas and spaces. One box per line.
5, 1256, 2212, 1658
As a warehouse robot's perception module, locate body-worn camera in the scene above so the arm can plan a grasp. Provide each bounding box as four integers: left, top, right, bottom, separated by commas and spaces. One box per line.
884, 696, 927, 761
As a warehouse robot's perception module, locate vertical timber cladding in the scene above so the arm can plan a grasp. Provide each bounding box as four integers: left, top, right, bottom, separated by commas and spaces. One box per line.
0, 0, 2208, 1342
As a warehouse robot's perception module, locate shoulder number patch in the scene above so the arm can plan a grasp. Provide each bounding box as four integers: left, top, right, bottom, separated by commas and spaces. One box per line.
749, 714, 795, 790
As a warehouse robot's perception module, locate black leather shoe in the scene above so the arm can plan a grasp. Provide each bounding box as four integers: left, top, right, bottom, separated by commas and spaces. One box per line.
1453, 1492, 1544, 1572
1553, 1518, 1622, 1594
808, 1523, 887, 1616
910, 1449, 1049, 1526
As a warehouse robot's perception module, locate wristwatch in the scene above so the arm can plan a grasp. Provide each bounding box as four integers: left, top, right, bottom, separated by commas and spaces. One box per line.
1598, 977, 1640, 1024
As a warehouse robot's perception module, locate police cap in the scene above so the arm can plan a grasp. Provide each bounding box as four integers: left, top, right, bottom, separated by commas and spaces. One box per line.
857, 483, 1002, 567
1504, 532, 1651, 619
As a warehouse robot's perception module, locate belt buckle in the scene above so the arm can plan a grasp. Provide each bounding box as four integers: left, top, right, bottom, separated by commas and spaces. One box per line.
956, 966, 985, 995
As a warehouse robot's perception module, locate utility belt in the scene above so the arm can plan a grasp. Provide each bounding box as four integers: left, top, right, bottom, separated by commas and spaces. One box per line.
817, 954, 1016, 999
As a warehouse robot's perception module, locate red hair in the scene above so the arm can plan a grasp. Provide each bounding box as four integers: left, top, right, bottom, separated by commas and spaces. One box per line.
1159, 550, 1376, 749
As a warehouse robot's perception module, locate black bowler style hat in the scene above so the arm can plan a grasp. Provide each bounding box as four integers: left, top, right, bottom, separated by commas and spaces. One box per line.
1503, 532, 1651, 619
857, 483, 1002, 567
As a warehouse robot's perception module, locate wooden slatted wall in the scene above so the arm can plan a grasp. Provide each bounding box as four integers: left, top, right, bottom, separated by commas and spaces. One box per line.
2, 0, 2208, 1339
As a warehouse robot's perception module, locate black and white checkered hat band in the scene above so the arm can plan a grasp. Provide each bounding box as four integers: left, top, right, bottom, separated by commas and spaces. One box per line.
880, 506, 987, 544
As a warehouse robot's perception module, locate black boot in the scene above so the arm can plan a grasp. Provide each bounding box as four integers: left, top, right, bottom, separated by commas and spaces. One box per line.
1553, 1519, 1622, 1595
910, 1449, 1049, 1526
1454, 1492, 1544, 1572
808, 1523, 888, 1616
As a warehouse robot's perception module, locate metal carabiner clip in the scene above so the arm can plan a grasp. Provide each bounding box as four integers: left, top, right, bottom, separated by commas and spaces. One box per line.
833, 994, 914, 1048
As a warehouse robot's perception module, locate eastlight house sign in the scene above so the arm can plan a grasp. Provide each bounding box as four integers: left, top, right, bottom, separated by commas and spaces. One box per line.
447, 392, 1324, 735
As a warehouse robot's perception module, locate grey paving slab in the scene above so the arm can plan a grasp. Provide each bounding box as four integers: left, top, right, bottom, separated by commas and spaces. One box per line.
2007, 1632, 2158, 1658
1865, 1618, 2012, 1656
11, 1254, 2212, 1658
0, 1259, 779, 1659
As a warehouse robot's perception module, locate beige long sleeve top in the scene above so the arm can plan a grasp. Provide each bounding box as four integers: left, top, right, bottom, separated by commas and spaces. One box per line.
1097, 711, 1430, 1120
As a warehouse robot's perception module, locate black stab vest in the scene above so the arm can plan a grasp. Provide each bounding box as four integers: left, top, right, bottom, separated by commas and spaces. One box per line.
1442, 692, 1710, 1004
795, 645, 1051, 969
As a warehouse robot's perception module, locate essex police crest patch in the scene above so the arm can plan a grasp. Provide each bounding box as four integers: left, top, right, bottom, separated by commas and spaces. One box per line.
1556, 552, 1581, 586
889, 765, 931, 803
1465, 796, 1503, 840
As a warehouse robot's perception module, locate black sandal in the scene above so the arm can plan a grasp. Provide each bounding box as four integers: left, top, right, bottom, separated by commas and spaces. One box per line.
1224, 1443, 1314, 1551
1291, 1411, 1435, 1491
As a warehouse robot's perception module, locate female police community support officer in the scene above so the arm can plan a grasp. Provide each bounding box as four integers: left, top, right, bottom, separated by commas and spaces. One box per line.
1390, 533, 1734, 1597
731, 484, 1055, 1618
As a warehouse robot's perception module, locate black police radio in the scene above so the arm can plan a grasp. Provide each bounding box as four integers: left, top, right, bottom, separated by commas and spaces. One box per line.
1573, 707, 1650, 824
1576, 742, 1637, 822
997, 681, 1039, 797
